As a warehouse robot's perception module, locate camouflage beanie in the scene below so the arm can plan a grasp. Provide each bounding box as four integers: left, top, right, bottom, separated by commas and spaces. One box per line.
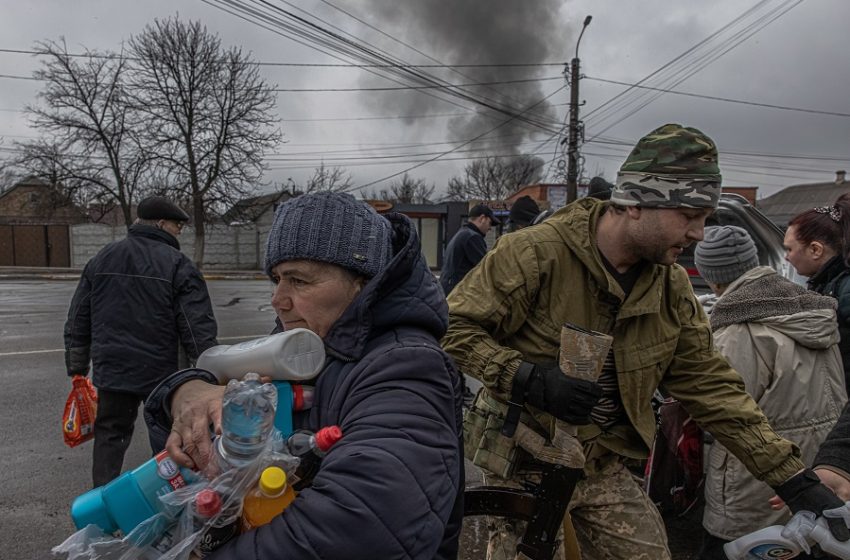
611, 123, 722, 209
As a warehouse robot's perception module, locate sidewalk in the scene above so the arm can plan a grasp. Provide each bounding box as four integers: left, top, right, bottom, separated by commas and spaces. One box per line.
0, 266, 267, 281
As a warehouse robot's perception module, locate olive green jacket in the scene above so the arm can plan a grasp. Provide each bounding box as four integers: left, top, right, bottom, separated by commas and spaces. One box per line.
443, 198, 803, 487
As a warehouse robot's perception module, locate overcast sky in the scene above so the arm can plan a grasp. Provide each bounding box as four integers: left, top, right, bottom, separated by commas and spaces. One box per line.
0, 0, 847, 199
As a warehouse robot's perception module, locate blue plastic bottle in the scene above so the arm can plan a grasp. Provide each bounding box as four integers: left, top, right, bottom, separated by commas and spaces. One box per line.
70, 450, 197, 535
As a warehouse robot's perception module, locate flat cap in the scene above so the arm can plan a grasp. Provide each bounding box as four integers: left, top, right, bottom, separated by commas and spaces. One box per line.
137, 196, 190, 222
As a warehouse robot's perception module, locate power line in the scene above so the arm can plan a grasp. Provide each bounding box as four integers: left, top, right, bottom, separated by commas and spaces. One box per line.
0, 46, 564, 68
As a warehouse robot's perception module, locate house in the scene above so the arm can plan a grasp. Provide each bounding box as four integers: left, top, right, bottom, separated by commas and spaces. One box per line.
0, 177, 86, 267
759, 171, 850, 228
221, 191, 293, 228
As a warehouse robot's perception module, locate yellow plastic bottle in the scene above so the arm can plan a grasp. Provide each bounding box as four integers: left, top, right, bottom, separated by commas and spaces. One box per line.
241, 466, 296, 531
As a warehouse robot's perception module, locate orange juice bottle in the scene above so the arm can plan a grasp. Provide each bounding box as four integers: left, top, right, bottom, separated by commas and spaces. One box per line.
241, 466, 296, 531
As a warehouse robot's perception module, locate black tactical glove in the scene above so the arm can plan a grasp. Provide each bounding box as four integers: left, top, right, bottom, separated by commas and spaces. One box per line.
523, 364, 603, 425
776, 469, 850, 542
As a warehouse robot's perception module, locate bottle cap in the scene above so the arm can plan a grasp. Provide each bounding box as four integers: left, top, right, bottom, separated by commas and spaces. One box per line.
196, 489, 222, 518
315, 426, 343, 452
260, 466, 287, 495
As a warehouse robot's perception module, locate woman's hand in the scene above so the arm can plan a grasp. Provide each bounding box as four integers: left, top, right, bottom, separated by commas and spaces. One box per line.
166, 380, 226, 471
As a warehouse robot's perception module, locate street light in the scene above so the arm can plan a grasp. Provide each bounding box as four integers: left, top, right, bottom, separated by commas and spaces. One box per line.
566, 15, 592, 204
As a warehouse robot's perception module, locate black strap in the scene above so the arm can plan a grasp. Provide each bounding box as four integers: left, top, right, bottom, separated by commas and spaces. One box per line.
501, 361, 535, 437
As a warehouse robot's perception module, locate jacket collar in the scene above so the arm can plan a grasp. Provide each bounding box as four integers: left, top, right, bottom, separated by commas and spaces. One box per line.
549, 198, 663, 319
128, 224, 181, 250
807, 254, 846, 291
465, 222, 485, 237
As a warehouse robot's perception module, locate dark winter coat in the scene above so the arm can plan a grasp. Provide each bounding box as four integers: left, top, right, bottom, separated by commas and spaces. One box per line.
145, 213, 464, 560
439, 222, 487, 296
64, 224, 218, 395
808, 255, 850, 393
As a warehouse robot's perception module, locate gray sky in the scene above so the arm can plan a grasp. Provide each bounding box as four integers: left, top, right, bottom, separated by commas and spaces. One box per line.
0, 0, 847, 198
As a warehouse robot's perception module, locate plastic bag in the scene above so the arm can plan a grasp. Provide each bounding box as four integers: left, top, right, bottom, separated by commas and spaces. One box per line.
63, 375, 98, 448
53, 431, 300, 560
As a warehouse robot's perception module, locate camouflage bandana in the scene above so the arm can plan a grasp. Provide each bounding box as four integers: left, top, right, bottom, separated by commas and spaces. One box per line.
611, 123, 722, 209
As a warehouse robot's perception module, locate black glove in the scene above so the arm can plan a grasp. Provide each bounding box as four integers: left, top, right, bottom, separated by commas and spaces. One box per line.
523, 364, 603, 425
776, 469, 850, 542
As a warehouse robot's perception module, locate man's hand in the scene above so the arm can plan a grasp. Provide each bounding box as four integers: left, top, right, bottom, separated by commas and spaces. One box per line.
167, 380, 225, 471
524, 364, 603, 425
775, 468, 850, 541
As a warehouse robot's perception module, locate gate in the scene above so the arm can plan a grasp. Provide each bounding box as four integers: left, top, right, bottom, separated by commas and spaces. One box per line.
0, 224, 70, 267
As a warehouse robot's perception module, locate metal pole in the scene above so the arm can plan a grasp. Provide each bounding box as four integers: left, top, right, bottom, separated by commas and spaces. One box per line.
566, 56, 580, 204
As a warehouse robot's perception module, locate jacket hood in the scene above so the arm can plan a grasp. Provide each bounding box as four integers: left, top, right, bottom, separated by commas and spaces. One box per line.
549, 198, 665, 314
712, 266, 838, 348
322, 212, 448, 360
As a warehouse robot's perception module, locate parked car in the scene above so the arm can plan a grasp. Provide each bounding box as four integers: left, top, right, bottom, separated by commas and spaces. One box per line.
678, 193, 804, 295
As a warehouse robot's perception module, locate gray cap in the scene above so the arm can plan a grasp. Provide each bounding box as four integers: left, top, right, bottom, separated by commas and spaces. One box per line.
264, 192, 393, 278
694, 225, 759, 285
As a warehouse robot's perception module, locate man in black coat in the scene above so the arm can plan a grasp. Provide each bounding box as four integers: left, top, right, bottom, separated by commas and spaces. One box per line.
64, 196, 218, 487
439, 203, 500, 296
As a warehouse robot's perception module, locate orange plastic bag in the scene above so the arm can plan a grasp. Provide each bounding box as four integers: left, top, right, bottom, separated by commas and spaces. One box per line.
63, 375, 98, 448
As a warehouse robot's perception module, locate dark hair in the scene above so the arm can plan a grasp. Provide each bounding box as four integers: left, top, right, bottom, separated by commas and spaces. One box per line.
788, 193, 850, 266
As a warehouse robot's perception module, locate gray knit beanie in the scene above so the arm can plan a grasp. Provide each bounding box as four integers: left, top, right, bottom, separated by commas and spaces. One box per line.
264, 192, 393, 278
694, 225, 759, 285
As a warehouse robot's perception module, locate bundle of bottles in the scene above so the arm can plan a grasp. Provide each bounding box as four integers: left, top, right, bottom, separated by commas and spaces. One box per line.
54, 372, 341, 560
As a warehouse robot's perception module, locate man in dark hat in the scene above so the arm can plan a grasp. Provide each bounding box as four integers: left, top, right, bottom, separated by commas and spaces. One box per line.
507, 196, 542, 232
587, 176, 614, 200
64, 195, 218, 487
440, 203, 500, 296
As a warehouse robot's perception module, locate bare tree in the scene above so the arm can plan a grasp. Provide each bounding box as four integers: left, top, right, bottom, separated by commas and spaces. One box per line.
295, 163, 353, 194
385, 173, 435, 204
445, 155, 544, 201
129, 18, 281, 265
16, 40, 151, 226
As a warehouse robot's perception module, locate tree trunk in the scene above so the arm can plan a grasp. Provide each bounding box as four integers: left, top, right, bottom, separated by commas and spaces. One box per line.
193, 201, 205, 268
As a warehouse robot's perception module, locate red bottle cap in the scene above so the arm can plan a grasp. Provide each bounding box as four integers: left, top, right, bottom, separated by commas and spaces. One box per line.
314, 425, 342, 452
195, 488, 222, 518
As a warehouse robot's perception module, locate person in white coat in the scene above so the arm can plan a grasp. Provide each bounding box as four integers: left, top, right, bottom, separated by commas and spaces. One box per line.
694, 225, 847, 560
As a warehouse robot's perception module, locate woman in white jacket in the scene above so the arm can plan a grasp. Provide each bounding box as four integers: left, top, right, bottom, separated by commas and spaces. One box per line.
694, 225, 847, 560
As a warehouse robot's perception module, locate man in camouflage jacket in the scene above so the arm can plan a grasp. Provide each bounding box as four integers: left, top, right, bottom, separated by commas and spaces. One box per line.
444, 124, 847, 559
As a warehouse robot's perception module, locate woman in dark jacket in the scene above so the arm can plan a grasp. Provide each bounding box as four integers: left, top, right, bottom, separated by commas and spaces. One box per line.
145, 192, 463, 559
784, 193, 850, 393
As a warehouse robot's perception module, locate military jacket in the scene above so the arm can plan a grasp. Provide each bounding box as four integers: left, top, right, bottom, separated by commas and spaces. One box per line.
443, 198, 803, 487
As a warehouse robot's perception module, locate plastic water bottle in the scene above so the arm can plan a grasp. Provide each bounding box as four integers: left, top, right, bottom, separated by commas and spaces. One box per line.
196, 328, 326, 383
723, 524, 807, 559
241, 466, 297, 531
210, 373, 278, 476
193, 489, 240, 557
285, 426, 343, 491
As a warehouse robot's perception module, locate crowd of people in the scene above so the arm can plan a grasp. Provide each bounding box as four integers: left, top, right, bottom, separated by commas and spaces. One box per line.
62, 122, 850, 559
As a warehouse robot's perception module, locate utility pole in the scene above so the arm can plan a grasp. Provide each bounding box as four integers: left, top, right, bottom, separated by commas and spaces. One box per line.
566, 15, 592, 204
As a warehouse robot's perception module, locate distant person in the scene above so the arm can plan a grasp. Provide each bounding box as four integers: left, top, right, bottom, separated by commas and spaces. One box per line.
695, 225, 846, 560
439, 203, 500, 295
587, 176, 614, 200
63, 195, 218, 487
784, 193, 850, 393
507, 195, 541, 232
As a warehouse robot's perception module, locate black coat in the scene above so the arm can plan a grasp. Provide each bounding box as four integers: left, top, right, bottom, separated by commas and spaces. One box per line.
64, 225, 218, 395
808, 255, 850, 394
145, 213, 464, 559
439, 222, 486, 296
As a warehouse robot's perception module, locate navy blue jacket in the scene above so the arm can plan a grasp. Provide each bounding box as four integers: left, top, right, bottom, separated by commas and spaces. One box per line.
145, 213, 463, 559
64, 225, 218, 395
439, 222, 486, 296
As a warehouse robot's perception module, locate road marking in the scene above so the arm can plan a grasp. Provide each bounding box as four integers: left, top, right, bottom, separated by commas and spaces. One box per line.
0, 335, 267, 357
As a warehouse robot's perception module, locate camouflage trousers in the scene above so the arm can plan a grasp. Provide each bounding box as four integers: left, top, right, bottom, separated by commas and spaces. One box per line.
483, 452, 671, 560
